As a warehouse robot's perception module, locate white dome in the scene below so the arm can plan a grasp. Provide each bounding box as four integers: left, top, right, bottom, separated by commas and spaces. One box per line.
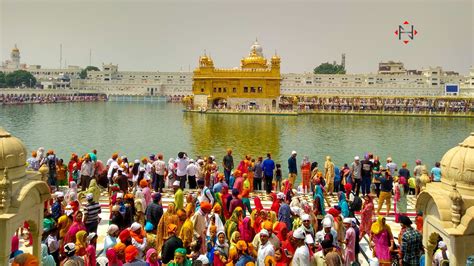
250, 40, 263, 57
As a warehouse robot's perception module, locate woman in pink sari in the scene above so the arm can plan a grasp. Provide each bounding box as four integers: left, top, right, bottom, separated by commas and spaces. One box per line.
359, 194, 375, 241
64, 211, 86, 245
239, 217, 255, 243
369, 216, 394, 266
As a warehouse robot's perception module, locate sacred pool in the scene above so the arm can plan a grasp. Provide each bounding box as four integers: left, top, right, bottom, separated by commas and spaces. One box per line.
0, 101, 472, 170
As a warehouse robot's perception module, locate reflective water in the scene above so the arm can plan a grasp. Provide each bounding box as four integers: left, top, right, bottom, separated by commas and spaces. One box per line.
1, 102, 472, 173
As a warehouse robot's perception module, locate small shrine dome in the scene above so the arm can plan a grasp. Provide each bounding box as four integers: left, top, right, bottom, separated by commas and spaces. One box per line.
440, 132, 474, 186
0, 128, 27, 171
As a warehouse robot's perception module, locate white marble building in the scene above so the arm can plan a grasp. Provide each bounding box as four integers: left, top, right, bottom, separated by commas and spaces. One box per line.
2, 45, 473, 97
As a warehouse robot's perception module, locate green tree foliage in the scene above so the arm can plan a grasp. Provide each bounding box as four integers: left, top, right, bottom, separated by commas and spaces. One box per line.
313, 62, 346, 74
79, 66, 100, 79
5, 70, 37, 88
0, 72, 6, 88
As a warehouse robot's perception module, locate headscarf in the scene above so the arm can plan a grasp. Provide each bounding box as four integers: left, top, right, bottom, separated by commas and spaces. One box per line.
41, 244, 55, 266
273, 222, 288, 242
239, 217, 255, 242
106, 248, 123, 266
338, 192, 349, 217
314, 185, 326, 215
230, 231, 240, 248
146, 248, 159, 266
85, 179, 101, 202
64, 212, 86, 244
75, 230, 87, 249
254, 197, 264, 212
371, 215, 391, 235
125, 245, 138, 263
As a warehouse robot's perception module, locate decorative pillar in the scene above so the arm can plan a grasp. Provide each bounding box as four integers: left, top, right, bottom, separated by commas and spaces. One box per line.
29, 219, 41, 259
449, 183, 463, 226
426, 232, 439, 266
0, 219, 10, 265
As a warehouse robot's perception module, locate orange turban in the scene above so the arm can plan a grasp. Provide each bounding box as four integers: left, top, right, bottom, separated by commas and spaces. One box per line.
12, 253, 39, 266
125, 245, 138, 262
200, 202, 212, 213
119, 229, 130, 243
263, 221, 273, 231
139, 179, 148, 188
112, 153, 119, 159
114, 242, 126, 253
167, 223, 177, 234
236, 240, 248, 251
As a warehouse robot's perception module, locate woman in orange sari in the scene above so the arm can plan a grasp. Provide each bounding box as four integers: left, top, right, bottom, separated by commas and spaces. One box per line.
301, 156, 311, 193
156, 203, 179, 253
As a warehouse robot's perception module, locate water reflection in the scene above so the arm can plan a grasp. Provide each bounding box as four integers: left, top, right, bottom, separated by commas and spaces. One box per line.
183, 113, 282, 162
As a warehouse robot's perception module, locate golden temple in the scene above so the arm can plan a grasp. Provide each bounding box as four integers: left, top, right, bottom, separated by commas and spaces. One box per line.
192, 40, 281, 109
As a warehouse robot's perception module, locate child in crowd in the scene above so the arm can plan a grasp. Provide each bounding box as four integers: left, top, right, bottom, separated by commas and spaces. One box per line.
275, 164, 282, 192
408, 176, 416, 195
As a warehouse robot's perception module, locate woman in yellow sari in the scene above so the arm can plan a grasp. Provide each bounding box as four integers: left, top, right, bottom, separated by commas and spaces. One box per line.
79, 179, 101, 203
156, 202, 179, 253
225, 207, 243, 242
75, 230, 87, 256
226, 231, 241, 266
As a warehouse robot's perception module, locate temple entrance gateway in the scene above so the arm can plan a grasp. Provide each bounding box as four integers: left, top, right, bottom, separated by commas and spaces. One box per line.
0, 128, 51, 264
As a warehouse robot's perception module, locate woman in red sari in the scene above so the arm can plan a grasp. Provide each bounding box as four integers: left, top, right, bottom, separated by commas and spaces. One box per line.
270, 193, 280, 214
280, 230, 297, 263
273, 222, 288, 242
300, 156, 311, 193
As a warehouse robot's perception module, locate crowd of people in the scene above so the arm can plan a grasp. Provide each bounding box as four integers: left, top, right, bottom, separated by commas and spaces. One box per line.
0, 94, 107, 105
278, 96, 473, 113
10, 148, 451, 266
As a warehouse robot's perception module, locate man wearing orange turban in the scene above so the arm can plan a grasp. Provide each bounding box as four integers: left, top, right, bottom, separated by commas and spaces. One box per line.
252, 220, 281, 252
193, 202, 211, 254
125, 245, 140, 263
161, 223, 184, 264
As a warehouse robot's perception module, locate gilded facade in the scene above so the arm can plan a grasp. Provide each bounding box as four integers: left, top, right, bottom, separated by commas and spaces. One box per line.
192, 41, 281, 109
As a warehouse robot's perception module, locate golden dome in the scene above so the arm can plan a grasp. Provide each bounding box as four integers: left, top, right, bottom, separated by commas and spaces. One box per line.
0, 128, 27, 171
12, 44, 19, 53
440, 132, 474, 186
199, 54, 214, 67
241, 47, 267, 68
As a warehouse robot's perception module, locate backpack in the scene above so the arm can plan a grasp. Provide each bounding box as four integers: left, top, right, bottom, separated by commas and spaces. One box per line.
47, 155, 56, 171
351, 194, 363, 212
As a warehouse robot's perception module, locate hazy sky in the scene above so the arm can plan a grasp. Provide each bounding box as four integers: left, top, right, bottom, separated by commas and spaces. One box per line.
1, 0, 473, 74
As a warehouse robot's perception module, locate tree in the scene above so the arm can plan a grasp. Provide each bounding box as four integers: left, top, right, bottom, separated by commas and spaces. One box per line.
0, 72, 6, 88
313, 62, 346, 74
5, 70, 37, 88
79, 66, 100, 79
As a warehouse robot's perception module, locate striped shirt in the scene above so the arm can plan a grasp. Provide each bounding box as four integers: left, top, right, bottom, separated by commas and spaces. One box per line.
84, 202, 101, 224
